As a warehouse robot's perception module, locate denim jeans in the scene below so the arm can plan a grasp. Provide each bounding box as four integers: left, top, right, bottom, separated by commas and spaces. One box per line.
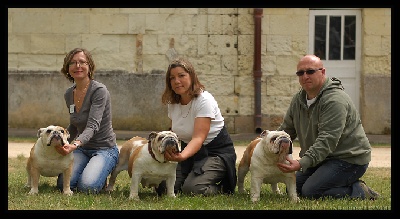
57, 145, 119, 194
296, 158, 369, 199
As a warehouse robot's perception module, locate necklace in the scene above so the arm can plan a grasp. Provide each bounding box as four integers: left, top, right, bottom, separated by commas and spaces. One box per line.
74, 81, 90, 112
180, 100, 193, 118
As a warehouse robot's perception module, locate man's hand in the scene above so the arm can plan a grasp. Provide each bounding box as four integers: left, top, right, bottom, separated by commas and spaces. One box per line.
277, 155, 301, 173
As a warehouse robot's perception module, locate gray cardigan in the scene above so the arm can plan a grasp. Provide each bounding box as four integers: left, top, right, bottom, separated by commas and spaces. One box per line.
64, 80, 116, 149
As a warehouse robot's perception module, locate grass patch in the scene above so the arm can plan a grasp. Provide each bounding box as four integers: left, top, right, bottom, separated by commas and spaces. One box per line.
8, 156, 391, 210
8, 136, 391, 210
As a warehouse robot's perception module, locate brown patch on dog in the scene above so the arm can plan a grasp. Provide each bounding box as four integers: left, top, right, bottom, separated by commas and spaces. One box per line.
128, 145, 144, 178
238, 137, 261, 170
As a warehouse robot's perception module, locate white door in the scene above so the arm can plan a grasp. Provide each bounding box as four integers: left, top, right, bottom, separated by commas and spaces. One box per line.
309, 9, 361, 111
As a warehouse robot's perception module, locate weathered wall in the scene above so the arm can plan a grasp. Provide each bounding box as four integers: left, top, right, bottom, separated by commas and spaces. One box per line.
8, 71, 171, 131
360, 9, 392, 134
8, 8, 391, 134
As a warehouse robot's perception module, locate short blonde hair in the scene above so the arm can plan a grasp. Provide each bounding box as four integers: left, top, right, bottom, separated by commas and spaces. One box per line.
60, 48, 96, 83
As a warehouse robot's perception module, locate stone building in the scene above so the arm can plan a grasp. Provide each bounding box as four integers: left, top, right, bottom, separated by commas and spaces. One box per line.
8, 8, 391, 134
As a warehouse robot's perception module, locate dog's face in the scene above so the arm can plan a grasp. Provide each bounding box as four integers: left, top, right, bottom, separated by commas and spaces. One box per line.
148, 131, 181, 157
38, 125, 70, 147
259, 130, 292, 157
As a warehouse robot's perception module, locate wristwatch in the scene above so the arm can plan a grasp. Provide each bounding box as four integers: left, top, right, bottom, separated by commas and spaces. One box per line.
297, 159, 303, 172
73, 142, 81, 148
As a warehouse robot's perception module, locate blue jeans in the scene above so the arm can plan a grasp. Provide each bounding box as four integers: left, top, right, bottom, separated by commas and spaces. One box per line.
57, 145, 119, 194
296, 158, 368, 199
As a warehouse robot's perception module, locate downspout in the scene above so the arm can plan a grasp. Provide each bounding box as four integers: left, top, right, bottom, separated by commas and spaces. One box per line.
253, 8, 263, 134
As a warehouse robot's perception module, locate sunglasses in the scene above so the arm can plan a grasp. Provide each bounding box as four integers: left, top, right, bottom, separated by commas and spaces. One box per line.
295, 68, 323, 76
168, 61, 190, 73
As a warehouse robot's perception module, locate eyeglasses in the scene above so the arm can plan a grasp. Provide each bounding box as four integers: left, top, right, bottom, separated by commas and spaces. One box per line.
69, 60, 88, 67
295, 68, 323, 76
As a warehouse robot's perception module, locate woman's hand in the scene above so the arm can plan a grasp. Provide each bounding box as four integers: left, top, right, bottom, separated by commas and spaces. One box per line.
55, 143, 78, 156
165, 117, 210, 162
164, 149, 183, 162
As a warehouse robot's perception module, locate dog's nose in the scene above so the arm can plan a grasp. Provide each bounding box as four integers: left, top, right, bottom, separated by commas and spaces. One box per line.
279, 138, 291, 149
281, 138, 289, 143
165, 137, 177, 143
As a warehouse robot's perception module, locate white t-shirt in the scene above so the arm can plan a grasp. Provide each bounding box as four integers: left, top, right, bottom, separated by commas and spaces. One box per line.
168, 91, 224, 145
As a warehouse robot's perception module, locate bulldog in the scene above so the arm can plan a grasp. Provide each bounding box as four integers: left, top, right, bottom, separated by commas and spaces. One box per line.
26, 125, 74, 195
105, 135, 148, 191
105, 131, 181, 201
237, 130, 299, 203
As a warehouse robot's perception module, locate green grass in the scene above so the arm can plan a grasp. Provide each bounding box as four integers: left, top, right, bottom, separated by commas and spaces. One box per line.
8, 137, 391, 210
8, 157, 391, 210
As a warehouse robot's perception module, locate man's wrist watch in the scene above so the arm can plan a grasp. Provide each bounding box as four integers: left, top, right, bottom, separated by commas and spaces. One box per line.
73, 142, 80, 148
297, 159, 303, 172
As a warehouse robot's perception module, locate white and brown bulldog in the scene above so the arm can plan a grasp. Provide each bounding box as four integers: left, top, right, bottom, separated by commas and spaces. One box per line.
105, 135, 148, 191
237, 130, 299, 203
26, 125, 73, 195
106, 131, 181, 201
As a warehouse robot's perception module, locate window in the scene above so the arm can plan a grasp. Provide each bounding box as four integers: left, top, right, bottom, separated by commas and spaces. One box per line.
313, 15, 356, 60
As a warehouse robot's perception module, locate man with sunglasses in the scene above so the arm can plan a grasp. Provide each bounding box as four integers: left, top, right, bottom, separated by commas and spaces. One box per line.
276, 54, 379, 200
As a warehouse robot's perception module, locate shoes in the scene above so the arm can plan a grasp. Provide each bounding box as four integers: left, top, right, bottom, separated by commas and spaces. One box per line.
155, 180, 167, 196
359, 180, 380, 200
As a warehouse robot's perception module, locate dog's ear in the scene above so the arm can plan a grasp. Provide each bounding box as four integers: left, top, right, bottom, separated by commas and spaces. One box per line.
148, 131, 158, 140
63, 129, 70, 140
37, 128, 47, 138
260, 130, 269, 137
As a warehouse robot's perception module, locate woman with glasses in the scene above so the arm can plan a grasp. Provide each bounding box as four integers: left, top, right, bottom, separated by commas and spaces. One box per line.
55, 48, 119, 194
158, 57, 237, 196
276, 54, 379, 200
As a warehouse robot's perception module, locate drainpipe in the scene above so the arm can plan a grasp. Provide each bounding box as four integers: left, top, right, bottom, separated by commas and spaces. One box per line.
253, 8, 263, 134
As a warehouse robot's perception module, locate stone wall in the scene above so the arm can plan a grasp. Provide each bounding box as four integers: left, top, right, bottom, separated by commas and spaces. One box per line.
8, 8, 391, 134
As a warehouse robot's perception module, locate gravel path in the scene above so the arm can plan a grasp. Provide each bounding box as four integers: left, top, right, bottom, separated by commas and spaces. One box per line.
8, 142, 391, 168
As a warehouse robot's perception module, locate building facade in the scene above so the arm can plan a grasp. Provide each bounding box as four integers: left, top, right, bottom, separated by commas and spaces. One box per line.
8, 8, 391, 134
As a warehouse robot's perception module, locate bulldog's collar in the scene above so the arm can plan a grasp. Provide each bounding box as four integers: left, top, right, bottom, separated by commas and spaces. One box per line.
148, 141, 166, 163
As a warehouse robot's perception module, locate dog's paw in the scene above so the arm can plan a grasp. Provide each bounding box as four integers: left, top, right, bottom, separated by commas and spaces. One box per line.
166, 193, 176, 198
290, 195, 300, 203
28, 189, 39, 195
63, 189, 73, 196
129, 194, 140, 201
250, 195, 260, 203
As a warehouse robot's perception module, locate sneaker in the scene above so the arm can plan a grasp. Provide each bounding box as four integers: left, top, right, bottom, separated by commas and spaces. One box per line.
359, 180, 380, 200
